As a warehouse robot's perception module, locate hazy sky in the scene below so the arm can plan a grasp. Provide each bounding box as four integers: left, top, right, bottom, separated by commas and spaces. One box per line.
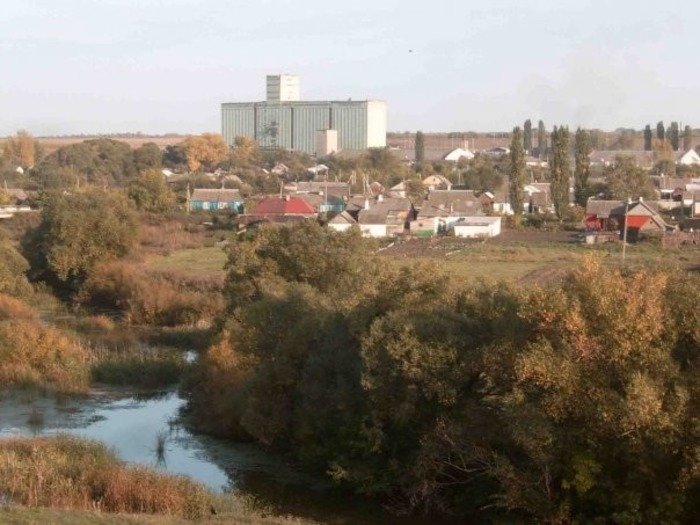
1, 1, 697, 135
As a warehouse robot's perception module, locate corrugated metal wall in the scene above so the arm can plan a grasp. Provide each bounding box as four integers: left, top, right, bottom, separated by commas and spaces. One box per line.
222, 100, 379, 153
221, 104, 255, 145
255, 104, 292, 149
332, 102, 368, 150
293, 104, 331, 154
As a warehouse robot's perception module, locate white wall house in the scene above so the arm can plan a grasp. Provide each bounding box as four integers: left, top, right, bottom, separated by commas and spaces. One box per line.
453, 217, 502, 238
328, 211, 357, 233
676, 150, 700, 166
444, 147, 475, 162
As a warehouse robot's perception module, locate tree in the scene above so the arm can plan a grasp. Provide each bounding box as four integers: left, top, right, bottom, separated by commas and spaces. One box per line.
604, 155, 657, 200
549, 126, 570, 219
133, 142, 163, 172
33, 138, 137, 187
23, 188, 138, 294
3, 130, 36, 168
537, 120, 546, 159
181, 134, 229, 173
669, 121, 680, 151
656, 121, 665, 141
574, 128, 591, 207
228, 136, 261, 168
127, 169, 176, 213
162, 144, 188, 170
643, 124, 652, 151
653, 138, 676, 176
683, 125, 693, 151
415, 131, 425, 165
509, 127, 526, 226
523, 119, 532, 152
0, 230, 31, 297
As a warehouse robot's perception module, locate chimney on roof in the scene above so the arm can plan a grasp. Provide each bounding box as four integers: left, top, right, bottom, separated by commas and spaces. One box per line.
639, 196, 644, 202
285, 195, 290, 201
364, 198, 370, 210
377, 194, 384, 202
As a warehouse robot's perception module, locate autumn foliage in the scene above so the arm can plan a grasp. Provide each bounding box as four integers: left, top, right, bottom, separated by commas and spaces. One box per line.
189, 223, 699, 523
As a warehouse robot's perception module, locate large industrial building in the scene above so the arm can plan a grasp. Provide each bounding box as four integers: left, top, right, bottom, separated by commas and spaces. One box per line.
221, 75, 387, 155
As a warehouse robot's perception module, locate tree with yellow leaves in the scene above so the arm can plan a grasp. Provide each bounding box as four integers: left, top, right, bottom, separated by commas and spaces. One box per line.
3, 130, 36, 168
180, 133, 228, 173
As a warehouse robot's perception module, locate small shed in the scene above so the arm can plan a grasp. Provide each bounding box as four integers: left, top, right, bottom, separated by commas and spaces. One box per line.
453, 217, 502, 238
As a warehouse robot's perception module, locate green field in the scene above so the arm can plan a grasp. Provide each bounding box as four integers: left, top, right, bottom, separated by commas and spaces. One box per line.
144, 238, 699, 285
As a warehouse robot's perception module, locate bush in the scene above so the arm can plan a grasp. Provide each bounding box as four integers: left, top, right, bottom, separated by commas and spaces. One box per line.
80, 260, 222, 327
22, 188, 138, 295
0, 317, 91, 394
187, 222, 700, 523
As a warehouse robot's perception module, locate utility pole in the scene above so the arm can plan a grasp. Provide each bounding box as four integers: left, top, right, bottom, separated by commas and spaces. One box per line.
621, 198, 631, 263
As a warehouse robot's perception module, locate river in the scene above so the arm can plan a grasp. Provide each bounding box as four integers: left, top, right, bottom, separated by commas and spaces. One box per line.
0, 387, 439, 524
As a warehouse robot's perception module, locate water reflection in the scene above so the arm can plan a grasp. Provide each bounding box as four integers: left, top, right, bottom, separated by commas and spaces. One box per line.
0, 388, 438, 524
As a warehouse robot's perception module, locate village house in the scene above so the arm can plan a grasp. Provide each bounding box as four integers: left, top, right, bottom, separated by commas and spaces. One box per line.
289, 181, 350, 198
589, 150, 655, 170
354, 195, 414, 238
188, 188, 244, 213
675, 149, 700, 166
297, 193, 345, 214
388, 181, 408, 198
242, 195, 317, 225
410, 190, 483, 236
443, 147, 475, 162
327, 211, 357, 233
422, 174, 452, 191
585, 198, 671, 240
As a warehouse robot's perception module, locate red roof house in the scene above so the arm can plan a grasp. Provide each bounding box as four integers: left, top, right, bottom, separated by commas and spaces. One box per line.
242, 196, 317, 224
585, 199, 671, 239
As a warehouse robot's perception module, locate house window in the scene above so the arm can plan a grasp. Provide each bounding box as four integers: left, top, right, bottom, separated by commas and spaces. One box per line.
203, 202, 210, 210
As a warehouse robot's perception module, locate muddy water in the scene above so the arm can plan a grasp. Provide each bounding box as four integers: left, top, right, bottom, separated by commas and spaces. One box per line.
0, 388, 432, 524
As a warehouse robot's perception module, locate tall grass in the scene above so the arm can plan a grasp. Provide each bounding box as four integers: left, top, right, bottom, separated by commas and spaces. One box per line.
91, 346, 186, 388
0, 435, 212, 519
80, 261, 223, 327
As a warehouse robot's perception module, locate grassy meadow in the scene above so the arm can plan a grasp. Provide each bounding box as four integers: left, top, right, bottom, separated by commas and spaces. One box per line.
143, 232, 700, 285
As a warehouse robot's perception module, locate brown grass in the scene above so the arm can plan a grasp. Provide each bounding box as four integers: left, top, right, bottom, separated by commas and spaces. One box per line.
0, 435, 212, 519
138, 219, 208, 256
0, 293, 38, 321
81, 260, 223, 327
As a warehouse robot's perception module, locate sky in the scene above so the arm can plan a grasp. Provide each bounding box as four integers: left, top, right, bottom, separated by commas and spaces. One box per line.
1, 0, 698, 135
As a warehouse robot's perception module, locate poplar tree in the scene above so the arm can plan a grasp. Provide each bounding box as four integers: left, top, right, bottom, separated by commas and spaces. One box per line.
415, 131, 425, 165
643, 125, 652, 151
523, 119, 532, 152
509, 127, 526, 226
549, 125, 570, 219
683, 125, 692, 151
656, 121, 665, 142
574, 128, 591, 207
537, 120, 546, 159
669, 122, 680, 151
